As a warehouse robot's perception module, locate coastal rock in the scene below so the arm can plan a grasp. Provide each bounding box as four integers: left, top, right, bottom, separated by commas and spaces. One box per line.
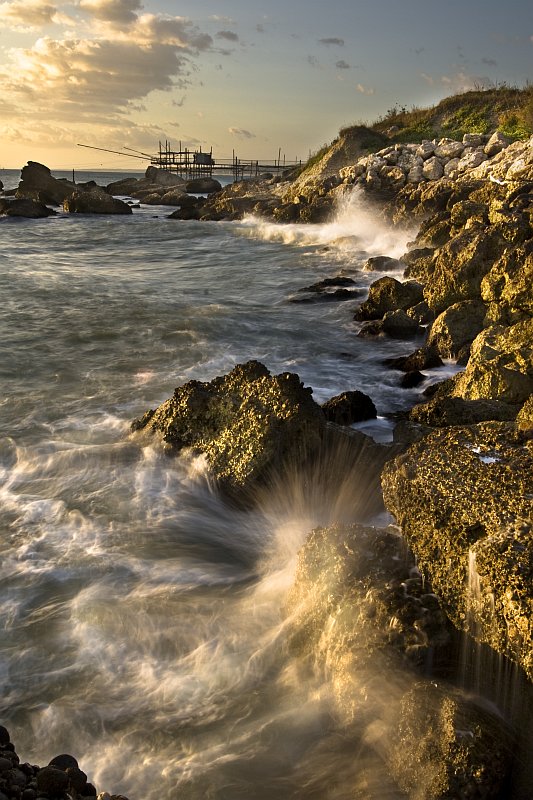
434, 139, 465, 159
131, 361, 327, 500
427, 300, 487, 358
321, 390, 377, 424
454, 319, 533, 405
286, 524, 511, 798
422, 156, 444, 181
185, 177, 222, 194
409, 395, 520, 426
354, 276, 424, 320
381, 309, 423, 338
390, 683, 511, 800
16, 161, 76, 204
484, 131, 509, 157
64, 188, 132, 215
384, 344, 443, 372
382, 421, 533, 679
0, 198, 56, 218
362, 255, 404, 272
481, 240, 533, 319
423, 227, 507, 312
144, 166, 187, 188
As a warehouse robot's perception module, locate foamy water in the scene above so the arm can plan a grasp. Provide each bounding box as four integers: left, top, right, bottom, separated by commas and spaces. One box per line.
1, 179, 495, 798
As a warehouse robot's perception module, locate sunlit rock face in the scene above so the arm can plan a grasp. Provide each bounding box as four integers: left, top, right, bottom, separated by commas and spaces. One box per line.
382, 421, 533, 681
132, 360, 326, 500
285, 523, 512, 799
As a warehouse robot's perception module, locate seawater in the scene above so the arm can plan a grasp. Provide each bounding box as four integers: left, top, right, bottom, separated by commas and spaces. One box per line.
0, 176, 450, 798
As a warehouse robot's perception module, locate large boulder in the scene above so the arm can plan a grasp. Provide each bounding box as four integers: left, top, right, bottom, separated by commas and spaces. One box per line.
321, 390, 377, 424
454, 319, 533, 404
382, 421, 533, 680
481, 240, 533, 320
427, 300, 487, 359
185, 177, 222, 194
354, 276, 424, 321
16, 161, 76, 204
131, 361, 326, 499
64, 188, 132, 215
285, 524, 512, 799
0, 198, 56, 218
144, 166, 187, 187
423, 227, 508, 313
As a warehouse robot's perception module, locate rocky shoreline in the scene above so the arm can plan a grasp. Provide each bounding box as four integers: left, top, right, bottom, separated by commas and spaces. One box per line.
2, 128, 532, 797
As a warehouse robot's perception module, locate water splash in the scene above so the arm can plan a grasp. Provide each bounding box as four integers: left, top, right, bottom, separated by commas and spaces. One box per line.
240, 186, 415, 260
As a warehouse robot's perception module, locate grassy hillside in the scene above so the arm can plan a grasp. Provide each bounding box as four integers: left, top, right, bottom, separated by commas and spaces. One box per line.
367, 85, 533, 144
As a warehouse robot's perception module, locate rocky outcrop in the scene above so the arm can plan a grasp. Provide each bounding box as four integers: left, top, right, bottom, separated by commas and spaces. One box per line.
64, 188, 132, 215
0, 198, 56, 218
321, 390, 377, 424
15, 161, 76, 205
185, 177, 222, 194
382, 421, 533, 681
0, 726, 125, 800
131, 361, 326, 499
354, 277, 424, 320
285, 523, 512, 799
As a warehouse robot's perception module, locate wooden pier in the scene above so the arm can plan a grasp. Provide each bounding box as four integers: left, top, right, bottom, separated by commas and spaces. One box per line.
78, 141, 302, 181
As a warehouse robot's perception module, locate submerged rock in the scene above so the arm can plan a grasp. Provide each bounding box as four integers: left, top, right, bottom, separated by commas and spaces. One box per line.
382, 421, 533, 680
0, 198, 56, 218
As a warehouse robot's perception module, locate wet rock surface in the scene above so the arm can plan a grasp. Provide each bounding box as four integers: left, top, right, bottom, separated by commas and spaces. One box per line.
0, 727, 125, 800
381, 422, 533, 680
132, 360, 327, 500
285, 523, 513, 799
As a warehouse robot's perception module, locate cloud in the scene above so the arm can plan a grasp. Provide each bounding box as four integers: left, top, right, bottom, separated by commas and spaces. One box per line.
215, 30, 239, 42
318, 37, 344, 46
481, 57, 497, 66
335, 59, 350, 69
209, 15, 234, 24
307, 55, 320, 68
420, 72, 434, 85
79, 0, 142, 26
356, 83, 374, 95
1, 35, 199, 121
0, 0, 68, 28
256, 23, 264, 33
228, 127, 256, 139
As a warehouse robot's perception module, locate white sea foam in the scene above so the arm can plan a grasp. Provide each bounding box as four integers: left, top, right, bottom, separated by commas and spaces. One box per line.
240, 185, 415, 260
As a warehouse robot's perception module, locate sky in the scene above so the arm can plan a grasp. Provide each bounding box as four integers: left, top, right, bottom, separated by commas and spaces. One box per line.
0, 0, 531, 170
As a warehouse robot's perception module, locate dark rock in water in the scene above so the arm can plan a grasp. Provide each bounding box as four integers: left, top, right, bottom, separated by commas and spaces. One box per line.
145, 166, 187, 188
354, 276, 424, 321
289, 287, 360, 304
48, 754, 79, 771
384, 344, 443, 372
381, 309, 422, 339
131, 360, 327, 500
185, 177, 222, 194
36, 766, 69, 794
299, 276, 356, 292
16, 161, 75, 205
168, 206, 202, 221
64, 188, 132, 215
400, 370, 425, 388
362, 255, 405, 272
406, 300, 435, 325
321, 390, 377, 424
0, 198, 56, 218
382, 421, 533, 680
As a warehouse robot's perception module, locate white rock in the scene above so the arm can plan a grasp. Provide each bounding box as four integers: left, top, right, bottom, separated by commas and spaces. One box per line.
416, 141, 436, 160
462, 133, 486, 147
422, 156, 444, 180
407, 165, 425, 183
443, 158, 460, 177
457, 148, 487, 172
434, 139, 465, 159
484, 131, 509, 157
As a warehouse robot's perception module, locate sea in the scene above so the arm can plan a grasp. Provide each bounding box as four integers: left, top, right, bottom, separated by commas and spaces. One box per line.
1, 168, 464, 798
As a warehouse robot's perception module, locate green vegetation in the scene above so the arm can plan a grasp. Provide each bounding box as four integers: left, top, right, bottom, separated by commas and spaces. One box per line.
337, 85, 533, 149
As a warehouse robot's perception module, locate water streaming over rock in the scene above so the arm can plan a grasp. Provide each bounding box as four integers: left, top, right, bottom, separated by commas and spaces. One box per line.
0, 178, 529, 797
